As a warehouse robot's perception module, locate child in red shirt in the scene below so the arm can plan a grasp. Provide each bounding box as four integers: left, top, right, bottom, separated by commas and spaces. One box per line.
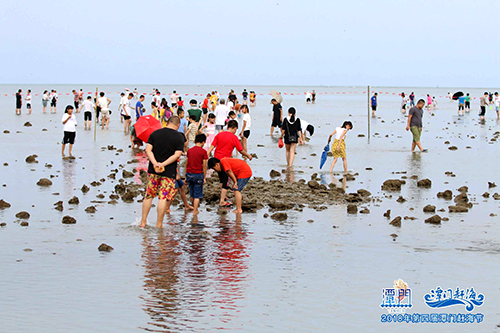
186, 134, 208, 214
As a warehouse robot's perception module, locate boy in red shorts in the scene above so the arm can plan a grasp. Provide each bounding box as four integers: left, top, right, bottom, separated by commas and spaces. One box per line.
208, 157, 252, 214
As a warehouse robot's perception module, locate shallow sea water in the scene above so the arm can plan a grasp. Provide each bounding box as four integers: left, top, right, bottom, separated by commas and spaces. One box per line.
0, 84, 499, 332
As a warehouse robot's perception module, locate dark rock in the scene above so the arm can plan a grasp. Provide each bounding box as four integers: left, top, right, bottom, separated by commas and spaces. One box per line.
23, 121, 32, 127
16, 211, 30, 219
90, 181, 101, 187
359, 208, 370, 214
109, 194, 119, 200
492, 193, 500, 200
0, 222, 6, 227
270, 169, 281, 178
37, 178, 52, 186
404, 216, 417, 220
271, 212, 288, 221
457, 186, 468, 193
98, 243, 114, 252
263, 213, 269, 218
357, 189, 371, 197
389, 216, 402, 227
344, 193, 363, 203
423, 205, 436, 213
347, 204, 357, 214
396, 196, 406, 203
25, 155, 38, 163
81, 184, 90, 193
307, 180, 320, 189
122, 170, 134, 178
68, 196, 79, 204
54, 201, 63, 211
85, 206, 97, 213
437, 190, 453, 200
20, 221, 29, 226
449, 205, 468, 213
448, 146, 458, 150
0, 199, 11, 209
381, 179, 405, 191
3, 130, 10, 134
454, 193, 469, 206
383, 209, 391, 218
488, 182, 497, 188
425, 215, 442, 224
417, 178, 432, 188
482, 192, 490, 198
96, 194, 105, 199
62, 216, 76, 224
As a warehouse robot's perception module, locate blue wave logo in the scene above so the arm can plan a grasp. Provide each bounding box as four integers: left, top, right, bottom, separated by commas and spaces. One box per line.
424, 287, 484, 312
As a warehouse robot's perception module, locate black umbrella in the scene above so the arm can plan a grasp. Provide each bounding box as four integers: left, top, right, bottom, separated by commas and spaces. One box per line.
452, 91, 464, 100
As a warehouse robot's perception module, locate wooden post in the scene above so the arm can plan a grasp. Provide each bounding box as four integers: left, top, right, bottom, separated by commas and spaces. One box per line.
367, 85, 370, 144
94, 87, 98, 142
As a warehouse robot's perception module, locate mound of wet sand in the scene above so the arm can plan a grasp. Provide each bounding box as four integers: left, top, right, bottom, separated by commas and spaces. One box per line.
25, 155, 38, 163
16, 211, 30, 219
381, 179, 405, 191
425, 215, 442, 224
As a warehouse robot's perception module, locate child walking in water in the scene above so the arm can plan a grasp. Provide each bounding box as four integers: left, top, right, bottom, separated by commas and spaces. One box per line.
328, 121, 353, 173
239, 104, 251, 155
200, 113, 216, 151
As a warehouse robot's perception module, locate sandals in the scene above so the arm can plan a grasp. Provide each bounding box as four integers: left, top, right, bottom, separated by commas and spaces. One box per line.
219, 201, 233, 207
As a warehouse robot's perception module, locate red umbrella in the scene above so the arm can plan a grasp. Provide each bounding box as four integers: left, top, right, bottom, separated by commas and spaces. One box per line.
134, 115, 162, 143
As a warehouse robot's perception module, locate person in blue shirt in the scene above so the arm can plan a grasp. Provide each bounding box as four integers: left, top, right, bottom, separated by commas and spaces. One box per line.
409, 92, 415, 107
371, 92, 378, 116
458, 95, 466, 116
135, 95, 145, 120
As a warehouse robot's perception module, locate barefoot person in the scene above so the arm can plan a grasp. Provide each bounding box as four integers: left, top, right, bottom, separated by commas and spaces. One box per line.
139, 116, 185, 228
279, 107, 303, 167
81, 96, 94, 130
186, 134, 208, 214
61, 105, 77, 157
208, 157, 252, 214
371, 92, 377, 116
207, 120, 252, 207
25, 89, 32, 115
270, 98, 282, 137
328, 121, 352, 173
97, 92, 112, 129
15, 89, 22, 115
406, 99, 427, 152
239, 104, 251, 154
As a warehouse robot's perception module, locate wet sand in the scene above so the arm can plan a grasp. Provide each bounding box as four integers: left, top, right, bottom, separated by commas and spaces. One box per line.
0, 84, 499, 332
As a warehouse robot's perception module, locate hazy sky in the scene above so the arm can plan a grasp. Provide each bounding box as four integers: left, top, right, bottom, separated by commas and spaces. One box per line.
2, 0, 499, 87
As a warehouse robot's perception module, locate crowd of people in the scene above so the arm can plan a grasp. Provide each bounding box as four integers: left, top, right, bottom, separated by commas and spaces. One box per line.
12, 86, 499, 226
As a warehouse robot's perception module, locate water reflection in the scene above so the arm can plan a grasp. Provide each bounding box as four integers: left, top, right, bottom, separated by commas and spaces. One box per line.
140, 214, 250, 331
62, 159, 76, 198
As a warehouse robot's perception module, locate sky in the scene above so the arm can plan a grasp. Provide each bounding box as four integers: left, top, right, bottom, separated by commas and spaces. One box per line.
2, 0, 499, 87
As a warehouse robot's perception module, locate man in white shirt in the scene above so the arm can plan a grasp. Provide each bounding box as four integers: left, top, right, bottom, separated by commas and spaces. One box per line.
214, 98, 229, 133
300, 119, 314, 143
153, 91, 161, 108
119, 92, 127, 123
122, 93, 134, 134
50, 90, 58, 113
82, 95, 94, 130
97, 92, 112, 130
170, 90, 179, 108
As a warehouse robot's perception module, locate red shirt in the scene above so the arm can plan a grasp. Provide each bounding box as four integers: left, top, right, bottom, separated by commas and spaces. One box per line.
212, 131, 243, 160
177, 100, 184, 107
202, 98, 209, 108
220, 158, 252, 179
186, 146, 208, 174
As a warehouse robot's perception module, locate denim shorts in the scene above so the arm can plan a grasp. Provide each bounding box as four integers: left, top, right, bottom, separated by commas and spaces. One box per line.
235, 177, 250, 192
186, 173, 204, 199
175, 179, 184, 189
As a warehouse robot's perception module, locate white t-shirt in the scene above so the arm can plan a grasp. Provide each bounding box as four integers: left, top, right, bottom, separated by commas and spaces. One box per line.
306, 92, 312, 100
242, 113, 251, 130
153, 95, 161, 106
98, 97, 109, 110
42, 93, 48, 101
301, 119, 309, 134
214, 105, 229, 126
62, 114, 77, 132
170, 93, 178, 104
335, 127, 347, 140
119, 96, 128, 114
82, 100, 94, 112
495, 97, 500, 107
25, 94, 32, 104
